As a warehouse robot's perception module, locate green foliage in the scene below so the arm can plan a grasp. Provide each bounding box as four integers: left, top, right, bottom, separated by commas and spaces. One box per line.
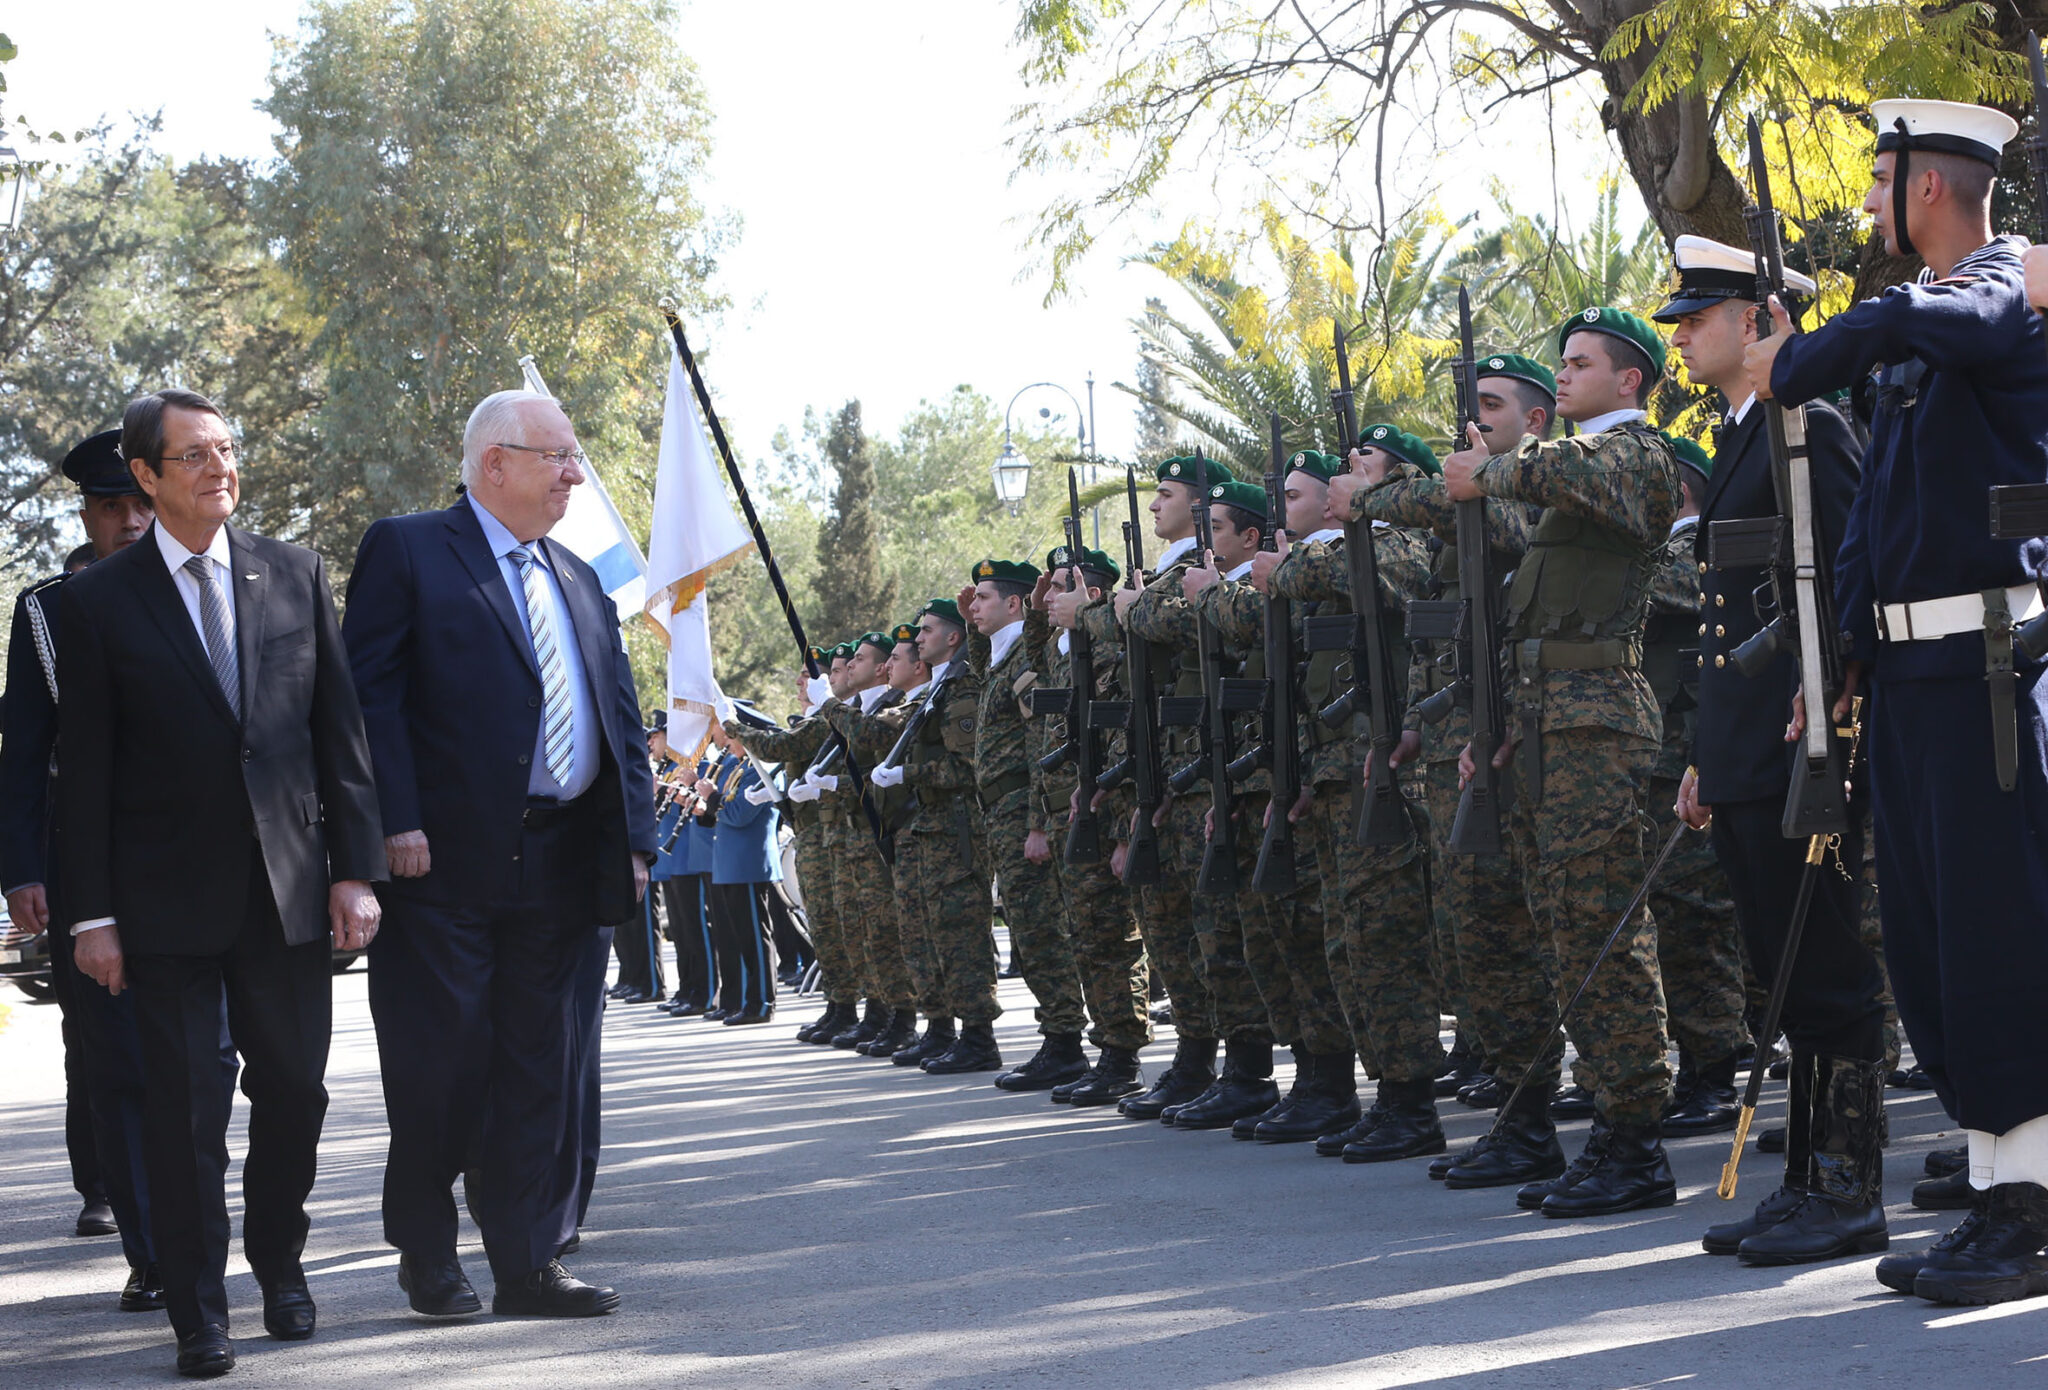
813, 401, 898, 643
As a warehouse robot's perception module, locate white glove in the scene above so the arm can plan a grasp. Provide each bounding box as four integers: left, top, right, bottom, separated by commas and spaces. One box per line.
811, 773, 840, 792
868, 764, 904, 789
805, 674, 831, 708
787, 779, 822, 803
743, 783, 777, 805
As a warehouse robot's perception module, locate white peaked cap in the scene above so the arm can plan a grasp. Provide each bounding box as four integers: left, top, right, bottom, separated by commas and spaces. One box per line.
1673, 234, 1819, 298
1871, 99, 2018, 167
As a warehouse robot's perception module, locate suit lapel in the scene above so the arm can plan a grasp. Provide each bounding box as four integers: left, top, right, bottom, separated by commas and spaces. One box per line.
1703, 408, 1764, 522
444, 502, 539, 680
131, 525, 240, 728
228, 527, 267, 714
544, 536, 614, 713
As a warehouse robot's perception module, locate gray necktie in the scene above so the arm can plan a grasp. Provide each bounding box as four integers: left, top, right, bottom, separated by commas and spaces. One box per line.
183, 555, 240, 719
508, 546, 575, 787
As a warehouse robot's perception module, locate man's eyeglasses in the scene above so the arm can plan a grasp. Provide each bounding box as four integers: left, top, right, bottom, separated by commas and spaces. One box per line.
159, 441, 239, 472
494, 442, 588, 468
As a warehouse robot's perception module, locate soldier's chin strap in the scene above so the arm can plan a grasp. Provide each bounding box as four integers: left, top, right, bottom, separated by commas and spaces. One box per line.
1892, 118, 1916, 260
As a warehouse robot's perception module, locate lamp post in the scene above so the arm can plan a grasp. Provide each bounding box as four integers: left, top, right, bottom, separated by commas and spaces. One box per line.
995, 379, 1097, 531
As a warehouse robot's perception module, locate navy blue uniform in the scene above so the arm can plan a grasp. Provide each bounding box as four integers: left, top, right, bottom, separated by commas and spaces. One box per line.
1771, 236, 2048, 1133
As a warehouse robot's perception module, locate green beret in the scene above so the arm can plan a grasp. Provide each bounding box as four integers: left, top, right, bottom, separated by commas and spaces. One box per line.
1357, 422, 1440, 477
890, 621, 918, 644
1045, 544, 1121, 585
829, 642, 856, 661
1665, 432, 1713, 485
1154, 454, 1234, 486
1475, 352, 1557, 402
1558, 306, 1667, 382
969, 557, 1040, 589
918, 597, 965, 629
806, 644, 827, 663
854, 630, 894, 656
1206, 478, 1269, 520
1285, 449, 1340, 484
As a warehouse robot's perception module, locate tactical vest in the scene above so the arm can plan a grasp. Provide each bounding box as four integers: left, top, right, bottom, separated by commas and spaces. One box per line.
1503, 510, 1654, 667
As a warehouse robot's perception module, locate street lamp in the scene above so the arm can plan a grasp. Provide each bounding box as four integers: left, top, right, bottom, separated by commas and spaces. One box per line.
996, 378, 1097, 523
991, 440, 1031, 515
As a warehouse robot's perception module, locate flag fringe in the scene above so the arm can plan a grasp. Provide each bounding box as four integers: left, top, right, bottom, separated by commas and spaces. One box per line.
639, 542, 757, 651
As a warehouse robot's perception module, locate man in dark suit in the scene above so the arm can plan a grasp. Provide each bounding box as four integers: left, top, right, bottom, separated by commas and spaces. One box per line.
343, 389, 655, 1320
1658, 238, 1887, 1266
57, 389, 387, 1378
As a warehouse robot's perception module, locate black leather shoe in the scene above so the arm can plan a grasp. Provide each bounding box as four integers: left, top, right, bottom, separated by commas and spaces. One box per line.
491, 1260, 621, 1317
1455, 1074, 1506, 1110
1663, 1052, 1741, 1135
1899, 1065, 1936, 1090
864, 1010, 921, 1058
1118, 1036, 1217, 1117
74, 1199, 118, 1237
668, 1000, 707, 1019
894, 1019, 955, 1066
722, 1007, 774, 1026
398, 1251, 483, 1317
1915, 1168, 1979, 1210
176, 1325, 235, 1378
606, 982, 631, 999
1549, 1083, 1597, 1120
261, 1282, 317, 1340
1876, 1206, 1987, 1293
1704, 1184, 1810, 1255
1914, 1182, 2048, 1304
1444, 1087, 1565, 1190
832, 1001, 887, 1050
1343, 1080, 1445, 1163
1926, 1144, 1968, 1178
615, 987, 654, 1004
1541, 1122, 1676, 1218
1065, 1045, 1145, 1106
119, 1262, 165, 1312
702, 1007, 730, 1022
1257, 1052, 1360, 1142
995, 1033, 1089, 1092
922, 1022, 1003, 1074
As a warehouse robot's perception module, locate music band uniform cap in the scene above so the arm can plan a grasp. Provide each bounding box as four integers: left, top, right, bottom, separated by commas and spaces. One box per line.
62, 429, 147, 497
1653, 234, 1820, 323
1558, 306, 1668, 381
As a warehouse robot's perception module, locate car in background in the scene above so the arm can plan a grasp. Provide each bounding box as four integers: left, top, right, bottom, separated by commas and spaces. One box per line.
0, 900, 54, 1002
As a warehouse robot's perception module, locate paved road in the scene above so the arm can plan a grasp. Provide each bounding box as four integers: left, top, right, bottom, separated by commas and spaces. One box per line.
1, 967, 2041, 1388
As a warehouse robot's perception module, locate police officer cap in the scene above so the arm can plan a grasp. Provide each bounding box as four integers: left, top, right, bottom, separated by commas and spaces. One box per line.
918, 597, 966, 630
645, 708, 669, 735
1356, 422, 1441, 477
1045, 544, 1121, 587
1872, 98, 2017, 168
854, 630, 894, 656
1285, 449, 1341, 484
1207, 478, 1269, 520
1475, 353, 1558, 403
969, 558, 1040, 592
1558, 306, 1668, 382
1154, 454, 1235, 486
62, 429, 146, 498
1653, 235, 1819, 323
1665, 432, 1713, 487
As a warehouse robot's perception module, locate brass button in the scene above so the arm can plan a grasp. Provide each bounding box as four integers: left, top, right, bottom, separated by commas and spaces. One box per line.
1714, 593, 1725, 608
1695, 655, 1704, 669
1715, 655, 1726, 668
1697, 623, 1707, 637
1715, 625, 1726, 637
1697, 561, 1707, 574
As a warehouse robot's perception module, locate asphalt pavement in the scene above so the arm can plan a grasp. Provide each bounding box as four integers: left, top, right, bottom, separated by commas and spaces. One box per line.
2, 964, 2043, 1388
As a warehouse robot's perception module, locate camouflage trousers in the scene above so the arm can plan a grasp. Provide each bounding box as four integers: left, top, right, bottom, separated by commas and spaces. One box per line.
1645, 774, 1749, 1065
1063, 837, 1155, 1052
836, 825, 917, 1012
1176, 793, 1283, 1045
1300, 775, 1441, 1083
1132, 799, 1216, 1042
984, 792, 1086, 1038
795, 826, 858, 1006
1240, 786, 1348, 1056
1226, 791, 1309, 1047
897, 799, 1000, 1025
1501, 726, 1672, 1126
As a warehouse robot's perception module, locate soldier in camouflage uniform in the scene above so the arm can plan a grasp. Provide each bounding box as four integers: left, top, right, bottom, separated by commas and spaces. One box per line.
828, 599, 1003, 1073
1641, 437, 1750, 1135
1264, 432, 1441, 1156
1342, 307, 1682, 1219
1025, 547, 1158, 1104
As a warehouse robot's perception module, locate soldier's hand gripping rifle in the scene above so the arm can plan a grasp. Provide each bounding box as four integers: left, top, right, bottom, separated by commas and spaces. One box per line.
1241, 414, 1300, 893
1091, 470, 1165, 885
864, 661, 961, 866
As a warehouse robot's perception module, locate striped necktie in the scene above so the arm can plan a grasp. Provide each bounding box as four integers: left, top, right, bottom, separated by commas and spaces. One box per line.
183, 555, 241, 720
508, 545, 574, 787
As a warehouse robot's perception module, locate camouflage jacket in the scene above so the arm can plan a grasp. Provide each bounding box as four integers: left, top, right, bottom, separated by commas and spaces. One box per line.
968, 619, 1046, 830
1644, 517, 1704, 782
823, 664, 981, 808
1043, 599, 1141, 840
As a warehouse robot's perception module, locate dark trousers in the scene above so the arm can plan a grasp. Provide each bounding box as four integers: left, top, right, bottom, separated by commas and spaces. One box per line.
124, 870, 331, 1338
47, 937, 105, 1206
662, 874, 712, 1006
1710, 796, 1885, 1061
765, 878, 811, 976
705, 880, 776, 1015
612, 897, 663, 996
48, 922, 159, 1270
569, 925, 610, 1230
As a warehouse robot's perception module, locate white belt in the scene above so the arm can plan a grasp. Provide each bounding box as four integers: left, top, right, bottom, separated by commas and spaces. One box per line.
1875, 584, 2044, 642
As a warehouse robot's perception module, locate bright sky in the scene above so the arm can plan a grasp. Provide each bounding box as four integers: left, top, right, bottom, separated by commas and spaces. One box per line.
7, 1, 1624, 480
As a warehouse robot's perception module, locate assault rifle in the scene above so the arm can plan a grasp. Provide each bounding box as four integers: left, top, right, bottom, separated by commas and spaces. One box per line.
1097, 470, 1165, 884
1445, 287, 1507, 853
1182, 451, 1241, 893
1233, 414, 1300, 893
1062, 469, 1104, 864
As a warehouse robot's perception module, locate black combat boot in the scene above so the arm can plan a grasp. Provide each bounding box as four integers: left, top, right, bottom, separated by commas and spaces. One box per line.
831, 1000, 887, 1050
1455, 1072, 1505, 1110
1738, 1055, 1888, 1264
1927, 1144, 1968, 1177
994, 1032, 1089, 1091
797, 1001, 849, 1044
1444, 1084, 1566, 1190
1170, 1039, 1279, 1129
1435, 1031, 1484, 1097
863, 1010, 921, 1058
1518, 1117, 1611, 1210
1540, 1120, 1677, 1218
1255, 1052, 1361, 1143
1914, 1181, 2048, 1304
1317, 1103, 1384, 1157
922, 1022, 1003, 1074
1343, 1079, 1447, 1163
1703, 1049, 1814, 1254
1549, 1083, 1597, 1119
1065, 1045, 1146, 1106
1876, 1202, 1989, 1293
1664, 1050, 1742, 1135
1118, 1036, 1217, 1118
1915, 1168, 1978, 1210
893, 1016, 954, 1067
1232, 1046, 1313, 1139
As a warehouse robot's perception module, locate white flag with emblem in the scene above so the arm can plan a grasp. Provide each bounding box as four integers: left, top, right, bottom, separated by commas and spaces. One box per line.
519, 356, 648, 623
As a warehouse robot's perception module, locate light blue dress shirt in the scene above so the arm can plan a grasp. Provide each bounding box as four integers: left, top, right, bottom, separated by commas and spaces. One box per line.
469, 495, 600, 800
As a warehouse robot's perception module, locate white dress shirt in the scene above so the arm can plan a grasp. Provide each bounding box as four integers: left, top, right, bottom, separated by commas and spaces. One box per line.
1577, 407, 1648, 435
988, 619, 1026, 670
469, 496, 600, 801
1302, 527, 1345, 546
